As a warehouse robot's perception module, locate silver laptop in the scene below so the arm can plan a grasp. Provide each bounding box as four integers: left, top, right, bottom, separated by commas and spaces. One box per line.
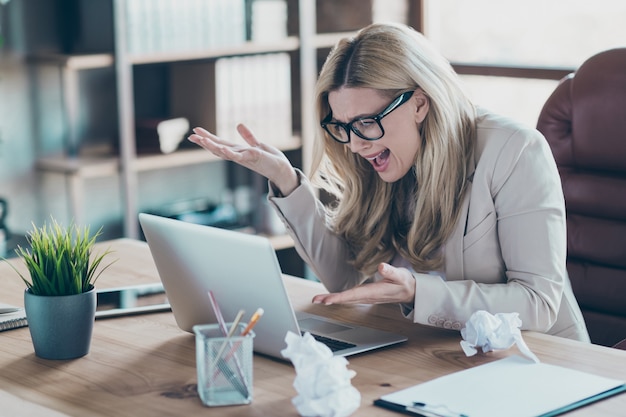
138, 212, 407, 358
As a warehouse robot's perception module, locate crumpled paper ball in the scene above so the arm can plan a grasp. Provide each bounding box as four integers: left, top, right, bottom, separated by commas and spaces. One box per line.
281, 331, 361, 417
460, 310, 540, 363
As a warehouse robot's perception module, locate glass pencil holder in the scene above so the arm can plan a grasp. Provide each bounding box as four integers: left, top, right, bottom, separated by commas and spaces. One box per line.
193, 323, 255, 406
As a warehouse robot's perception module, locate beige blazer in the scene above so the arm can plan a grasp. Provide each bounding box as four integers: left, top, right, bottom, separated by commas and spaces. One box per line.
269, 110, 590, 342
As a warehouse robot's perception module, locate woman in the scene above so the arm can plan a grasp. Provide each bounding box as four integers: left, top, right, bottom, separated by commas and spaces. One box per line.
189, 22, 589, 342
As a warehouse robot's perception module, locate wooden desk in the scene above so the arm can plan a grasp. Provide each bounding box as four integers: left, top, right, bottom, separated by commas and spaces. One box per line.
1, 239, 625, 416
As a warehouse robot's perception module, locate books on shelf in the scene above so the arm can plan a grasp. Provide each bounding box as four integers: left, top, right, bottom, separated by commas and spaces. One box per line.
251, 0, 288, 42
215, 52, 293, 149
125, 0, 247, 55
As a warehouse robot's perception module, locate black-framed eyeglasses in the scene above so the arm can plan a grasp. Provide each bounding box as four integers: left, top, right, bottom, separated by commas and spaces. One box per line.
321, 90, 414, 144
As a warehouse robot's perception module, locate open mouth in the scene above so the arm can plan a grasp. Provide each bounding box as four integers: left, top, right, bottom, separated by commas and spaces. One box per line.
366, 149, 390, 168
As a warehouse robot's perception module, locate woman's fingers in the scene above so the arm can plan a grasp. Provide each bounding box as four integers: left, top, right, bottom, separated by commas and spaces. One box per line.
312, 264, 416, 305
191, 127, 238, 147
191, 125, 268, 155
188, 133, 232, 158
236, 123, 262, 147
312, 285, 382, 305
188, 125, 295, 190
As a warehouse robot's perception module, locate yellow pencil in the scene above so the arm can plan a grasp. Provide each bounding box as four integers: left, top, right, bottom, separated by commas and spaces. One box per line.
219, 308, 265, 365
241, 308, 264, 336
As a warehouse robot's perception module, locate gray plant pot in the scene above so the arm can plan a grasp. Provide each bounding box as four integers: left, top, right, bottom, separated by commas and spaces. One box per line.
24, 287, 97, 360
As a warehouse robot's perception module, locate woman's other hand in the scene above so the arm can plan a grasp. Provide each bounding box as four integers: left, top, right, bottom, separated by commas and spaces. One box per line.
312, 263, 416, 305
188, 124, 299, 196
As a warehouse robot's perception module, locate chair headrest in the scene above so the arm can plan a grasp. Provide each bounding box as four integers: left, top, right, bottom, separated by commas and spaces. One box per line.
537, 48, 626, 173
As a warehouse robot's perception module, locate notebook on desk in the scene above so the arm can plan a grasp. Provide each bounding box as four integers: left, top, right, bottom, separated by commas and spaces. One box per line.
138, 213, 407, 359
0, 303, 27, 332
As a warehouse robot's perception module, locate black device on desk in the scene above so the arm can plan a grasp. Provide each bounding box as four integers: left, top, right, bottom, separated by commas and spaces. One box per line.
1, 280, 171, 332
96, 283, 171, 319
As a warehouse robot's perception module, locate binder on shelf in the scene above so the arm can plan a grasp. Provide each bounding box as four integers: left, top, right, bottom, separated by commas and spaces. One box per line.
250, 0, 288, 42
215, 53, 292, 148
374, 355, 626, 417
125, 0, 247, 55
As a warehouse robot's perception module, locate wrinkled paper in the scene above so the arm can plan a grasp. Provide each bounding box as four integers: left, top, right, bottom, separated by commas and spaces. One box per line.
460, 310, 540, 363
281, 331, 361, 417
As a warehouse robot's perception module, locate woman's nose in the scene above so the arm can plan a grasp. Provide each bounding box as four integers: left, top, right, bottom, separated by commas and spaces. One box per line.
348, 134, 371, 153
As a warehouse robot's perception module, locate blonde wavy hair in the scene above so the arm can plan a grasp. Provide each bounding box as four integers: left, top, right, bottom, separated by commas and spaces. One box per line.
311, 23, 476, 276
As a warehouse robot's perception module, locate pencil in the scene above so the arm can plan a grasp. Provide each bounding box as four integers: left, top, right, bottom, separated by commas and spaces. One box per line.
211, 309, 246, 368
219, 308, 265, 365
241, 308, 264, 336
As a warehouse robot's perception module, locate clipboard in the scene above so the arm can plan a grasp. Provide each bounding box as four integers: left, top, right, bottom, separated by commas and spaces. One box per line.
374, 355, 626, 417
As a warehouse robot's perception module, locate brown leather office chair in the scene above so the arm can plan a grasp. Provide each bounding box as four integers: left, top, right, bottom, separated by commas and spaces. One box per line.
536, 48, 626, 347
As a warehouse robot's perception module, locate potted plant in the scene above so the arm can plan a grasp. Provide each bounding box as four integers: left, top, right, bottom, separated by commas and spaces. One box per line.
6, 217, 115, 359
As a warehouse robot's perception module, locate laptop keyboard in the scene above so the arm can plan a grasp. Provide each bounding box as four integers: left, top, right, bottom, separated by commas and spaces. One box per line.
305, 332, 357, 352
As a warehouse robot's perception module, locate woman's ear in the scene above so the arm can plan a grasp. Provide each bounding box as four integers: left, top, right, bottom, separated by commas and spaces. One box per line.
413, 89, 430, 124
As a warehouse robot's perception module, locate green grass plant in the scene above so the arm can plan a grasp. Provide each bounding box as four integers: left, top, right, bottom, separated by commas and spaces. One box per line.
5, 217, 115, 296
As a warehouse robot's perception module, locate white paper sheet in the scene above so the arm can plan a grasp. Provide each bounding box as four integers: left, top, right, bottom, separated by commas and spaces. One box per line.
378, 355, 626, 417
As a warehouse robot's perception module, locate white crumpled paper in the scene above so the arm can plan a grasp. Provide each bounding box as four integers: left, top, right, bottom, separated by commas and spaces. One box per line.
281, 331, 361, 417
460, 310, 540, 363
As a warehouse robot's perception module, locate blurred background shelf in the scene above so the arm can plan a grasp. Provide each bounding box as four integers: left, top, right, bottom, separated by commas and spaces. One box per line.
36, 155, 118, 178
27, 53, 115, 70
128, 37, 300, 65
19, 0, 395, 279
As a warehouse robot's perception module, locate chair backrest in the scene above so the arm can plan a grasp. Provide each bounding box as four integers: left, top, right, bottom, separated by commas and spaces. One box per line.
537, 48, 626, 347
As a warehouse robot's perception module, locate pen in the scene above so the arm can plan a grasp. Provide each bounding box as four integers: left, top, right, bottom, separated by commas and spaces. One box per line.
406, 402, 468, 417
207, 290, 229, 336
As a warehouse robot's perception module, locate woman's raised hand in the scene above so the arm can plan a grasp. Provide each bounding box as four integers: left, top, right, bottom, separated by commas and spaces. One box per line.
188, 124, 299, 196
312, 263, 417, 306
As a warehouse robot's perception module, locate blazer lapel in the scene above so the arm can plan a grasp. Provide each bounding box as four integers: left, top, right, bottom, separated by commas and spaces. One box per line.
444, 180, 472, 281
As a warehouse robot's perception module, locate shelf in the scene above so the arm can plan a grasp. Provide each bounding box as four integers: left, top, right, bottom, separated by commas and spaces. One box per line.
27, 53, 114, 70
134, 136, 301, 172
35, 151, 224, 179
313, 31, 358, 49
36, 155, 119, 178
26, 36, 300, 71
25, 36, 300, 69
132, 149, 220, 172
36, 151, 219, 178
36, 135, 302, 178
128, 37, 300, 65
